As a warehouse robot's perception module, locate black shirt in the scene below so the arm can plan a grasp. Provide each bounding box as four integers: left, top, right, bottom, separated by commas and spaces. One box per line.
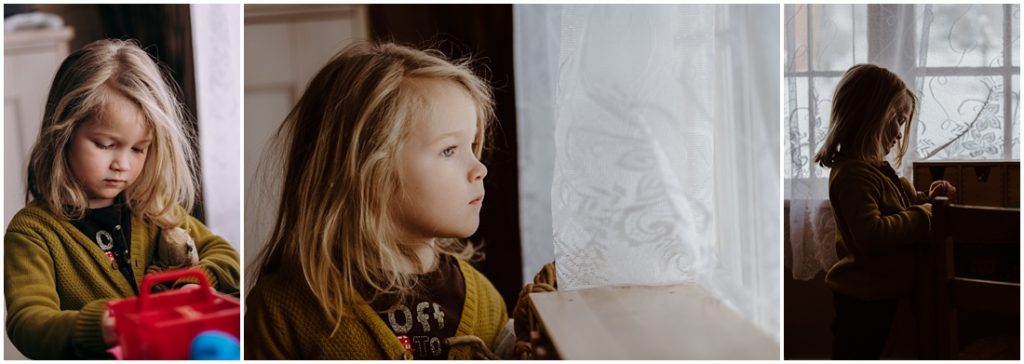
360, 255, 466, 359
69, 195, 136, 292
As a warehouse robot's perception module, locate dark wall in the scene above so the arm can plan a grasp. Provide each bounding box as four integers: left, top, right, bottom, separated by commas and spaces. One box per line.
368, 4, 522, 314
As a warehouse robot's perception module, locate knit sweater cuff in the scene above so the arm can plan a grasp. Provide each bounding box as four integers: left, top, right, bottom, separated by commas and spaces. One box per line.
72, 299, 112, 354
171, 266, 220, 290
199, 265, 220, 289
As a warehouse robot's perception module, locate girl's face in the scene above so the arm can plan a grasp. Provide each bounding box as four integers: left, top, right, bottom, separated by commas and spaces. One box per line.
69, 92, 152, 208
392, 78, 487, 244
882, 95, 910, 156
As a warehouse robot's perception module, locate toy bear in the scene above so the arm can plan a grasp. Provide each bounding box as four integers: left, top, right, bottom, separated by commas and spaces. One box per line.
146, 227, 200, 292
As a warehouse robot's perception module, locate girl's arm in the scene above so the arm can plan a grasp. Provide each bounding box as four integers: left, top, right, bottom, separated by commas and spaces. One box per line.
5, 230, 111, 359
898, 177, 929, 204
831, 164, 932, 252
179, 208, 240, 295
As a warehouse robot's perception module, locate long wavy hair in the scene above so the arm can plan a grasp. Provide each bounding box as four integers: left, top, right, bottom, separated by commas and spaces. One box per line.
814, 64, 918, 168
249, 42, 494, 333
27, 39, 198, 228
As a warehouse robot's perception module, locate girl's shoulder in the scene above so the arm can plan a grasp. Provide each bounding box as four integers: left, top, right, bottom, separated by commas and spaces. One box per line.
248, 266, 313, 303
830, 158, 876, 170
829, 159, 886, 181
246, 264, 337, 319
6, 202, 64, 233
4, 203, 79, 253
247, 269, 316, 321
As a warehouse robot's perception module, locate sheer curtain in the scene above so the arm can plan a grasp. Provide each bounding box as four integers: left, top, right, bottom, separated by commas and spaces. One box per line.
515, 4, 779, 339
192, 4, 241, 248
784, 4, 1020, 280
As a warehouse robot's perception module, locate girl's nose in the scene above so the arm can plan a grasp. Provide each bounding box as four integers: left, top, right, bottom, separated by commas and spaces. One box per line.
470, 159, 487, 182
111, 153, 129, 171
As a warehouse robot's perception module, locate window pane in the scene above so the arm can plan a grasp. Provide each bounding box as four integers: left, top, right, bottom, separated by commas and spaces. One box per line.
786, 4, 808, 73
811, 77, 840, 178
853, 5, 868, 66
924, 5, 1004, 68
810, 4, 864, 72
785, 77, 810, 177
915, 76, 1006, 160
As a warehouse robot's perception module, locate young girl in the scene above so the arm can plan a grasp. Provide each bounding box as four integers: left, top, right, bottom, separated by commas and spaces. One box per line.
814, 64, 955, 359
4, 39, 240, 359
245, 42, 509, 359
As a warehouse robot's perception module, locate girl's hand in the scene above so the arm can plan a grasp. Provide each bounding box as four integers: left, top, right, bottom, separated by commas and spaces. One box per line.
101, 309, 117, 347
928, 180, 957, 200
179, 282, 219, 295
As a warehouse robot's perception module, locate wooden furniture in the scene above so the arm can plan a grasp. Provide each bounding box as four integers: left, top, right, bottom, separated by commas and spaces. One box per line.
917, 197, 1019, 359
913, 160, 1019, 208
526, 283, 778, 359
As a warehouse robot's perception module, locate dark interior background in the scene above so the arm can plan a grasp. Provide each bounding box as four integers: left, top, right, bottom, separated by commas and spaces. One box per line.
368, 4, 522, 314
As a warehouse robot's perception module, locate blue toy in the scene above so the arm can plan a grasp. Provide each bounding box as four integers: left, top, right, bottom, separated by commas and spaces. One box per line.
190, 331, 240, 360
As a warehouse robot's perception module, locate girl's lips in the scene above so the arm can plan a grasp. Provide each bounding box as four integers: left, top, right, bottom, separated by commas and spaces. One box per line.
469, 195, 484, 205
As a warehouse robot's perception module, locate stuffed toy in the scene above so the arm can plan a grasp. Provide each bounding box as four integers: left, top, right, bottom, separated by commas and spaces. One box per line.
146, 227, 200, 291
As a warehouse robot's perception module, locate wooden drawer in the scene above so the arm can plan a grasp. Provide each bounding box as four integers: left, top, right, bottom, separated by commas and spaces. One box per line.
959, 164, 1006, 207
913, 161, 1019, 208
914, 164, 962, 204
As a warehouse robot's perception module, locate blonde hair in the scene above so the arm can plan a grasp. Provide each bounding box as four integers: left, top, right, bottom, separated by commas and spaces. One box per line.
251, 42, 494, 332
27, 39, 198, 227
814, 64, 917, 168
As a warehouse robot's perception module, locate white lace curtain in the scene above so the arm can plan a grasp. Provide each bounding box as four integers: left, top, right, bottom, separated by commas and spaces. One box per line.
515, 4, 779, 339
784, 4, 1020, 280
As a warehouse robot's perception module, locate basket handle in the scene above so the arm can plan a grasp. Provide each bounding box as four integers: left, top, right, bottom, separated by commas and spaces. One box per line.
138, 268, 214, 312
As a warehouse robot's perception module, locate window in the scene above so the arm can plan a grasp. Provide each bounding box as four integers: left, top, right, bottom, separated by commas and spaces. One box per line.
785, 4, 1019, 180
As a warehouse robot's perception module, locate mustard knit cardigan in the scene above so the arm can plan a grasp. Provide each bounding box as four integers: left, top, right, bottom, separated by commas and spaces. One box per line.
825, 159, 932, 300
245, 259, 508, 359
4, 202, 240, 359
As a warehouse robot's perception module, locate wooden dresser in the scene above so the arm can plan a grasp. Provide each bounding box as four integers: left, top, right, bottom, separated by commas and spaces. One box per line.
912, 160, 1020, 208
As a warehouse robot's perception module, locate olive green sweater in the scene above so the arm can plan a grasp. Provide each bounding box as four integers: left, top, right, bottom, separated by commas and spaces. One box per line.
4, 202, 240, 359
825, 159, 932, 300
245, 259, 508, 359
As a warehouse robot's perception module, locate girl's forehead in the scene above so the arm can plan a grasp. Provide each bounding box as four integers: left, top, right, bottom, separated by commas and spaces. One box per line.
84, 93, 152, 135
893, 92, 913, 112
407, 78, 478, 123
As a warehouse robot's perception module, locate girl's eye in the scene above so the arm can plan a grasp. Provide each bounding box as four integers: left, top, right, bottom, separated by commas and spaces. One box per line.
441, 145, 457, 158
132, 147, 147, 154
95, 142, 114, 150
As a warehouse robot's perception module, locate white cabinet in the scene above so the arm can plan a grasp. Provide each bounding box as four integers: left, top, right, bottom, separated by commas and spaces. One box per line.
4, 27, 74, 225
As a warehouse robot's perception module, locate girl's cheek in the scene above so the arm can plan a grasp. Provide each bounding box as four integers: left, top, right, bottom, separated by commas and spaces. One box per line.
133, 155, 147, 174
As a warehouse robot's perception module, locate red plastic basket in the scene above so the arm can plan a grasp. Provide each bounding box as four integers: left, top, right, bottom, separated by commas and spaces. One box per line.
106, 268, 240, 359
